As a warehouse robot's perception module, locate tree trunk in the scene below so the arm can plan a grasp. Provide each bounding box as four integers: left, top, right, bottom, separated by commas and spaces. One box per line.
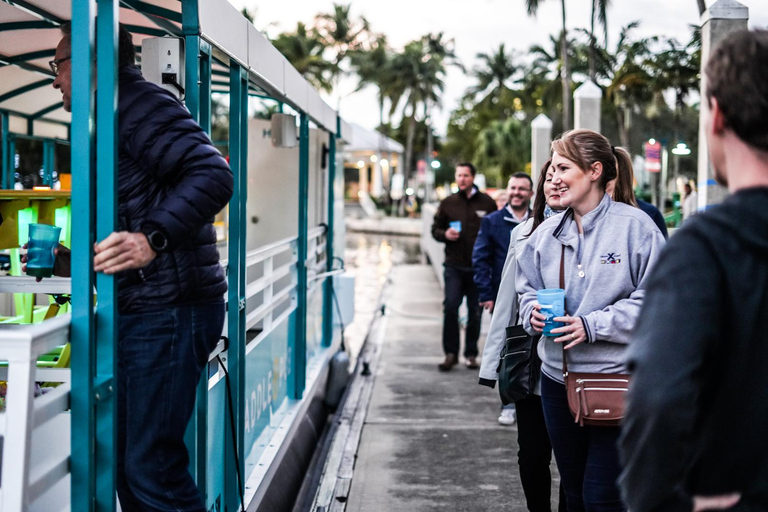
560, 0, 571, 130
616, 105, 630, 148
697, 0, 707, 15
398, 105, 417, 216
589, 0, 597, 82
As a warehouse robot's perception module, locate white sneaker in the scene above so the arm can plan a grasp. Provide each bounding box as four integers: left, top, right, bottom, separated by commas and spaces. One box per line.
498, 408, 516, 426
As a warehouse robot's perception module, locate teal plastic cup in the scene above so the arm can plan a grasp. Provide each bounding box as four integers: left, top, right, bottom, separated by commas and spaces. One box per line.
26, 223, 62, 278
537, 288, 565, 336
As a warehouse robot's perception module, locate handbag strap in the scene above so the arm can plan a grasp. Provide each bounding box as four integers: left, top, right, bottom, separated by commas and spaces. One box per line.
559, 245, 569, 378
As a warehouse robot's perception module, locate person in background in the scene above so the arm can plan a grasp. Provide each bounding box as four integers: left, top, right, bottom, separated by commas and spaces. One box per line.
479, 161, 567, 511
47, 24, 233, 511
682, 182, 698, 222
473, 173, 533, 424
620, 29, 768, 512
517, 130, 665, 511
431, 163, 497, 371
494, 190, 509, 211
606, 156, 669, 239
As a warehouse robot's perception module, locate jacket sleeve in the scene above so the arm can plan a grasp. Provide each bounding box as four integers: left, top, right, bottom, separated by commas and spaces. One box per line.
431, 202, 449, 242
652, 209, 669, 239
515, 233, 544, 336
472, 216, 495, 302
479, 231, 519, 384
121, 86, 234, 251
581, 230, 665, 344
618, 231, 718, 512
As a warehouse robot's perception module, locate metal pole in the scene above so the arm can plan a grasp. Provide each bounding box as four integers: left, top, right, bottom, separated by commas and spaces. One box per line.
70, 0, 98, 510
226, 62, 248, 512
322, 128, 336, 348
8, 135, 16, 189
93, 1, 119, 510
295, 113, 309, 398
1, 111, 8, 189
42, 139, 54, 187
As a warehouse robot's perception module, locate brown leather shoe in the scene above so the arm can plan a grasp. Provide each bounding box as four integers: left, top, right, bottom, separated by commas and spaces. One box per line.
438, 354, 458, 371
466, 356, 479, 369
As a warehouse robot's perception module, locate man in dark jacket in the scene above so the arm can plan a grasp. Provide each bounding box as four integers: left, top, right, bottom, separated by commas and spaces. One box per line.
432, 163, 496, 371
619, 29, 768, 512
472, 172, 533, 311
51, 25, 233, 511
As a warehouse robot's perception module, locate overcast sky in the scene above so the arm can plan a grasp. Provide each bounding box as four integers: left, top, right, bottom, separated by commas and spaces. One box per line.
227, 0, 768, 135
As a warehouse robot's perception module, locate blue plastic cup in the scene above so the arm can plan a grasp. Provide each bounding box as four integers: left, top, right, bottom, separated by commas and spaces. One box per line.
26, 223, 62, 278
537, 288, 565, 337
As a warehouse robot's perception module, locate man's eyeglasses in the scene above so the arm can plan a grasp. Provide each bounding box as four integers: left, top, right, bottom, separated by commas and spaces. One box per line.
49, 56, 71, 77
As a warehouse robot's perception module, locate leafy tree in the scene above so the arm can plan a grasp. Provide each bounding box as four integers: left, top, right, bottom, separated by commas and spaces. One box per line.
588, 0, 611, 81
272, 22, 339, 93
473, 117, 531, 186
387, 34, 461, 184
602, 21, 653, 148
314, 3, 372, 65
524, 0, 572, 129
349, 35, 394, 130
466, 44, 522, 119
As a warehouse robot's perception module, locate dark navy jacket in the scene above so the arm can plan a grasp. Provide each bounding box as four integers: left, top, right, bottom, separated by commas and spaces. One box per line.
638, 199, 668, 239
116, 65, 233, 312
472, 207, 529, 303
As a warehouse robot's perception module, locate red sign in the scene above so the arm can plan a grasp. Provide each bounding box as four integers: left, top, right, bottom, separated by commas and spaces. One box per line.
644, 141, 662, 173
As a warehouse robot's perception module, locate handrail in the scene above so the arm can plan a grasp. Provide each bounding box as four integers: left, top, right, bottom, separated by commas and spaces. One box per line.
246, 235, 298, 267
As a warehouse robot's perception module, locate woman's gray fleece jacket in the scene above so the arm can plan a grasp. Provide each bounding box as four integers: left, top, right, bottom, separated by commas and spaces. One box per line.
516, 194, 666, 383
478, 218, 534, 385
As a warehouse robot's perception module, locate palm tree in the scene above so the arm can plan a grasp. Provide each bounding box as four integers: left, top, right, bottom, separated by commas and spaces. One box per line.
647, 35, 699, 143
473, 117, 530, 185
272, 22, 339, 93
387, 34, 460, 191
314, 3, 371, 65
521, 34, 582, 128
603, 21, 653, 147
349, 35, 394, 130
525, 0, 572, 130
466, 44, 522, 118
589, 0, 610, 81
697, 0, 706, 15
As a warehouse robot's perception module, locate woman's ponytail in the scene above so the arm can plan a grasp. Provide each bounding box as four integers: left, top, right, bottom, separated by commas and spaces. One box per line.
612, 146, 638, 207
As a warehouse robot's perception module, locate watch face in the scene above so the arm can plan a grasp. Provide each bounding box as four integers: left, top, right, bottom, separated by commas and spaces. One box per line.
150, 231, 167, 250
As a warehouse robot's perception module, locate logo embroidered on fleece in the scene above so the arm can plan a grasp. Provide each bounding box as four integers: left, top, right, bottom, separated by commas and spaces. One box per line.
600, 253, 621, 264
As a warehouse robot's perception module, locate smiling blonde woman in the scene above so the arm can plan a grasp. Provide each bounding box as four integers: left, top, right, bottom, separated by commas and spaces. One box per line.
515, 129, 666, 512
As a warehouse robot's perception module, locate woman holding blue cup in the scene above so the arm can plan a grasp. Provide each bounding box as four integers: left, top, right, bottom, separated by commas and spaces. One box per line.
516, 129, 665, 512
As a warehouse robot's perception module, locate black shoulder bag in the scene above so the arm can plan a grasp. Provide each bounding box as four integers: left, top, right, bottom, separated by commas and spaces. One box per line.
497, 312, 542, 405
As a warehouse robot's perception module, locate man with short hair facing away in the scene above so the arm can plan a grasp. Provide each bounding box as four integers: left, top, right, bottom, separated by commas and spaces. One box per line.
619, 29, 768, 512
432, 163, 497, 371
49, 24, 233, 511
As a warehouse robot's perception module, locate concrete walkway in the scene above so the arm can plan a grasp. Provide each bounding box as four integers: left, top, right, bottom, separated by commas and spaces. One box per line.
345, 264, 551, 512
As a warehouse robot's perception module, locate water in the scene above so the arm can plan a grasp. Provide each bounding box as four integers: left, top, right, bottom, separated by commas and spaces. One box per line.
342, 232, 421, 361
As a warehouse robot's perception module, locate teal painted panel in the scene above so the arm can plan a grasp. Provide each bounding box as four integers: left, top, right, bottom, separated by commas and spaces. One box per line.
206, 379, 226, 512
306, 285, 324, 360
243, 311, 293, 472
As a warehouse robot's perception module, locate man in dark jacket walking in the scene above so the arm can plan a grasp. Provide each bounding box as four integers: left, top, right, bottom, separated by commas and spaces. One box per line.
619, 29, 768, 512
472, 172, 533, 311
51, 25, 233, 511
432, 163, 496, 371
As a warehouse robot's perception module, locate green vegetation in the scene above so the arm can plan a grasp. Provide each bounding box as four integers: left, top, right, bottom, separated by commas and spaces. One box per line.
252, 2, 702, 188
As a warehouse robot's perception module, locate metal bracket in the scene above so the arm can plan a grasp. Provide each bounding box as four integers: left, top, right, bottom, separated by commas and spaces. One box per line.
238, 298, 246, 311
93, 376, 114, 402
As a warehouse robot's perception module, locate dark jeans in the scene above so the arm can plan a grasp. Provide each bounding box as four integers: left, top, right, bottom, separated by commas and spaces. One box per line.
540, 374, 626, 512
517, 395, 567, 512
117, 302, 225, 512
442, 265, 481, 357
